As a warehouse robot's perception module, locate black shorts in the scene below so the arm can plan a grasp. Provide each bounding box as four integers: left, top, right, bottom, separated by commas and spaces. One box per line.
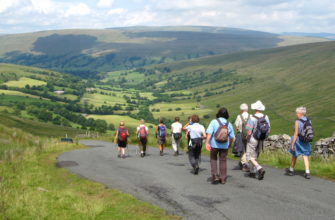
118, 140, 127, 148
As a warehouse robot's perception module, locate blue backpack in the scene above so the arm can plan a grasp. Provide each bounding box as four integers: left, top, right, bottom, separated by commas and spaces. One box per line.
158, 125, 166, 138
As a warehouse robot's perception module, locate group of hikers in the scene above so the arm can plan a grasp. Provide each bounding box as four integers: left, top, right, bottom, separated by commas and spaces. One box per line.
113, 100, 314, 184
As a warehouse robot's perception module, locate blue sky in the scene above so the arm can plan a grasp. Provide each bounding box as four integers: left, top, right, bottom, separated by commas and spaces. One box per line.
0, 0, 334, 34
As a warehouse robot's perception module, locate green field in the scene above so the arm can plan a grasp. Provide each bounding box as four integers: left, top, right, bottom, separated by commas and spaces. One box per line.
81, 92, 126, 107
88, 114, 155, 128
4, 77, 47, 88
0, 89, 39, 98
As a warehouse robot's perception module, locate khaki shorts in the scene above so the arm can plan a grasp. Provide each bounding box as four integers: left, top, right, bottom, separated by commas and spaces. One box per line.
246, 136, 260, 161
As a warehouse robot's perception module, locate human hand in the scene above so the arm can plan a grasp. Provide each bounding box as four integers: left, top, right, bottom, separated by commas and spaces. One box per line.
206, 143, 211, 152
291, 145, 295, 151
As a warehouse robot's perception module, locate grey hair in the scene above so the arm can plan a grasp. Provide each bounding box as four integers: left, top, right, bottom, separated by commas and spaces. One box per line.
296, 107, 307, 115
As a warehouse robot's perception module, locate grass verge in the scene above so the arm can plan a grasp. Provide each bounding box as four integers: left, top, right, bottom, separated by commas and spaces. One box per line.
0, 125, 180, 220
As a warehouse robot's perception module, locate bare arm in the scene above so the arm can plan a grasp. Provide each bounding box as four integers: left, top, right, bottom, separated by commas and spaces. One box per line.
183, 122, 190, 131
291, 121, 299, 151
205, 133, 212, 150
114, 130, 119, 144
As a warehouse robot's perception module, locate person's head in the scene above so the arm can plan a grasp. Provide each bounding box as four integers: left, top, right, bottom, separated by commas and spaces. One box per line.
191, 114, 200, 123
175, 117, 180, 122
120, 121, 125, 126
216, 107, 229, 119
296, 107, 307, 118
140, 119, 145, 124
240, 103, 248, 113
251, 100, 265, 113
159, 118, 165, 124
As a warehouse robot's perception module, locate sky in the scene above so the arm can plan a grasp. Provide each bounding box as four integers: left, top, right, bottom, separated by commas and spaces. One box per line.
0, 0, 334, 34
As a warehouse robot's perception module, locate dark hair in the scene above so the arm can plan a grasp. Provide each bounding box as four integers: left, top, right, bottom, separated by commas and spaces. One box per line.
191, 114, 200, 123
159, 118, 165, 124
175, 117, 180, 122
216, 107, 229, 119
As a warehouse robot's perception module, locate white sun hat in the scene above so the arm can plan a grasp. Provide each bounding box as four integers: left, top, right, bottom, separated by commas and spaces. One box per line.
240, 103, 248, 111
251, 100, 265, 111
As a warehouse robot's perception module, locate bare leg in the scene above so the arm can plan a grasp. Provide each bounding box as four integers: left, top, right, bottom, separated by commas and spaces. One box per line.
290, 156, 297, 169
303, 156, 310, 171
121, 148, 125, 155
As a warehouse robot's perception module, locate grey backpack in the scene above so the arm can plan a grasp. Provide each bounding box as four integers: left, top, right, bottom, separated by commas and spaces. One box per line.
298, 119, 314, 143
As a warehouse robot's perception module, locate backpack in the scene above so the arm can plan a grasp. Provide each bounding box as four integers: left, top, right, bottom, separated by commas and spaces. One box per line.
253, 116, 270, 141
298, 118, 314, 143
158, 125, 166, 138
139, 126, 148, 139
214, 119, 229, 143
118, 127, 128, 142
240, 114, 250, 142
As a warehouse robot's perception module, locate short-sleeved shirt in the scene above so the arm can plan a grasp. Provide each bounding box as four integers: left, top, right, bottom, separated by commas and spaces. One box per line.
186, 123, 205, 139
235, 112, 251, 132
206, 118, 235, 149
171, 122, 182, 134
246, 113, 270, 134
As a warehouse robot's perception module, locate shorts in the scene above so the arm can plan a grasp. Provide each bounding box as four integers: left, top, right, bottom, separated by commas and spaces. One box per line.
157, 136, 166, 145
118, 140, 127, 148
246, 136, 261, 161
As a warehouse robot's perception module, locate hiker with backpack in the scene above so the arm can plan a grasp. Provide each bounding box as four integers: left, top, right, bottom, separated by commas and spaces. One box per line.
286, 107, 313, 179
205, 108, 235, 184
183, 114, 206, 175
136, 119, 149, 158
114, 121, 129, 159
156, 119, 167, 156
246, 100, 270, 180
171, 117, 182, 156
233, 103, 251, 172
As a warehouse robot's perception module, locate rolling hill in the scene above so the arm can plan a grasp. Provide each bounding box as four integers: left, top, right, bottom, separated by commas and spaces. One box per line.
105, 41, 335, 139
0, 26, 328, 78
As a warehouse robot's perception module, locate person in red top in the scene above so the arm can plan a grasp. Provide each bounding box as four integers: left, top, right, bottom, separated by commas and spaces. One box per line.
114, 121, 129, 159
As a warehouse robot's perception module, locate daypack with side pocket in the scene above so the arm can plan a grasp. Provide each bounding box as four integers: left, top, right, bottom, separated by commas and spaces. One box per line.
240, 114, 250, 143
139, 126, 148, 139
298, 118, 314, 143
118, 127, 128, 142
214, 119, 229, 143
158, 125, 166, 138
253, 116, 270, 141
173, 133, 182, 140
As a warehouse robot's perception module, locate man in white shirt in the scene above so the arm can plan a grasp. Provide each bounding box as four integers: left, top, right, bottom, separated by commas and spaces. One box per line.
234, 103, 251, 171
171, 117, 182, 156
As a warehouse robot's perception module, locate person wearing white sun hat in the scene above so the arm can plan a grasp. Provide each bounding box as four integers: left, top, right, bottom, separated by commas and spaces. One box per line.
246, 100, 270, 180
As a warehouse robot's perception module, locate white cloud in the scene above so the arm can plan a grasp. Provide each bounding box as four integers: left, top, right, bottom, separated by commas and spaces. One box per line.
65, 2, 91, 17
0, 0, 21, 13
30, 0, 54, 14
108, 8, 127, 15
97, 0, 114, 8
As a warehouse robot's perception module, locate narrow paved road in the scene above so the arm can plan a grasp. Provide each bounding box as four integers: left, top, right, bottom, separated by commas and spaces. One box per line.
58, 140, 335, 220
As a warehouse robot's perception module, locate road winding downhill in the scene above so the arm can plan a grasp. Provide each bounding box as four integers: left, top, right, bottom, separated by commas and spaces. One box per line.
57, 140, 335, 220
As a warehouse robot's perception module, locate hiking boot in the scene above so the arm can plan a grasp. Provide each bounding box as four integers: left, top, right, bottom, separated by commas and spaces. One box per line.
242, 164, 250, 172
304, 173, 311, 179
258, 168, 266, 180
140, 153, 144, 158
194, 166, 199, 175
285, 168, 295, 176
249, 173, 256, 178
117, 154, 121, 158
174, 151, 178, 156
121, 154, 126, 159
219, 177, 226, 185
212, 175, 220, 184
160, 151, 163, 156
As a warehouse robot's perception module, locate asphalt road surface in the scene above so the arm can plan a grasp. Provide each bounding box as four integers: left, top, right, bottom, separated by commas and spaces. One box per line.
57, 140, 335, 220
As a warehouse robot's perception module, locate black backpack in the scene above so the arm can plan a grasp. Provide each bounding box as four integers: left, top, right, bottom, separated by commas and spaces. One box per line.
298, 118, 314, 143
253, 116, 270, 141
173, 133, 182, 140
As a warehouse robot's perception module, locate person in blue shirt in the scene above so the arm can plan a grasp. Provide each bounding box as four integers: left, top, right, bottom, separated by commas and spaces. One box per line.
286, 107, 312, 179
206, 108, 235, 184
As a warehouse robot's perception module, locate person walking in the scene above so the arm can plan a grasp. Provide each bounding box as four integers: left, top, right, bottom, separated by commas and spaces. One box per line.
183, 115, 206, 175
156, 119, 167, 156
206, 108, 235, 184
246, 100, 270, 180
171, 117, 182, 156
114, 121, 129, 159
136, 119, 149, 158
234, 103, 251, 172
286, 107, 314, 179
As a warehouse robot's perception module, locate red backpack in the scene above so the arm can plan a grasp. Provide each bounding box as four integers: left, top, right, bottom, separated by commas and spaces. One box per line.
118, 127, 128, 142
139, 126, 148, 139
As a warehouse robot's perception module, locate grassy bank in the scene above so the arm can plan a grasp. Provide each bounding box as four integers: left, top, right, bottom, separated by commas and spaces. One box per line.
0, 125, 179, 220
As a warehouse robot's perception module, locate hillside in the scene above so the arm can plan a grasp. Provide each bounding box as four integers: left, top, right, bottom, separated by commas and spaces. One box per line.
103, 41, 335, 139
0, 26, 328, 78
